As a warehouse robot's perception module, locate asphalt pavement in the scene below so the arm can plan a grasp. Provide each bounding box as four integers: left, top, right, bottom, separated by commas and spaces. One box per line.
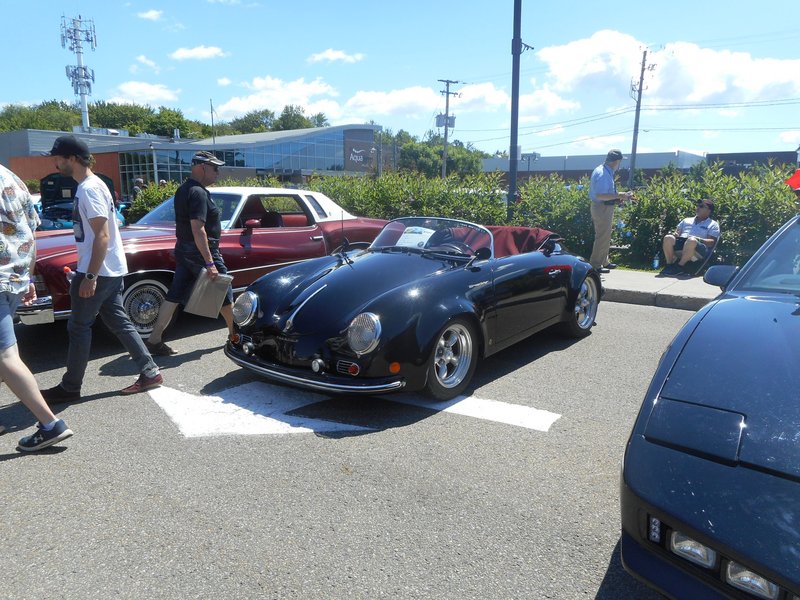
600, 268, 722, 311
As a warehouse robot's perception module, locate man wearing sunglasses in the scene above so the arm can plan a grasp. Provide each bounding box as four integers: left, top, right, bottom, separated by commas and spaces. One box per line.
660, 198, 720, 275
145, 150, 235, 355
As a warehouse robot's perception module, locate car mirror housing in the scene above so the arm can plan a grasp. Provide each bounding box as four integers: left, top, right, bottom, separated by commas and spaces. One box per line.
244, 218, 260, 229
704, 265, 738, 290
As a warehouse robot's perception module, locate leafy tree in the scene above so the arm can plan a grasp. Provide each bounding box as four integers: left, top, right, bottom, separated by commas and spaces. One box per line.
273, 105, 315, 131
229, 109, 275, 133
146, 106, 187, 137
309, 112, 329, 128
90, 101, 156, 135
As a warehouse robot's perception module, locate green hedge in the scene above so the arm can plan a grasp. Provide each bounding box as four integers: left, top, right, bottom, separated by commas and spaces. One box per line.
125, 165, 799, 269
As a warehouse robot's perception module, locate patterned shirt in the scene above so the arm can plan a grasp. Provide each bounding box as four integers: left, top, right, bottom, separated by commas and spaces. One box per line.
0, 164, 40, 294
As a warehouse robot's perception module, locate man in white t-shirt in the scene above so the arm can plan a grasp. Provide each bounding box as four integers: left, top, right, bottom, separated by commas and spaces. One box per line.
660, 198, 721, 276
40, 135, 163, 401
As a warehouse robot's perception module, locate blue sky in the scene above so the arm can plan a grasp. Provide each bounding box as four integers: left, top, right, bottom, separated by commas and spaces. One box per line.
7, 1, 800, 158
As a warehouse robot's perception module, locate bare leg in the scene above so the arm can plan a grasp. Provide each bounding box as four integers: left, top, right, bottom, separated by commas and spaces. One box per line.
662, 235, 677, 264
148, 300, 179, 344
678, 238, 698, 267
220, 304, 235, 337
0, 344, 58, 424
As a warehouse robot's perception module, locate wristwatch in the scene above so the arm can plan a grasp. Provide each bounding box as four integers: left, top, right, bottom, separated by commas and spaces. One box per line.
85, 272, 97, 281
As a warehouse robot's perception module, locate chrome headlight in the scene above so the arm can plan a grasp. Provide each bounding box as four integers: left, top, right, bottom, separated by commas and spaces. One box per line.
232, 291, 258, 326
347, 312, 381, 355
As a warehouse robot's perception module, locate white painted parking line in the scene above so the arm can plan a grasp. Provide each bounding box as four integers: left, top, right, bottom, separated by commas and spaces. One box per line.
391, 394, 561, 432
148, 383, 561, 438
149, 383, 375, 438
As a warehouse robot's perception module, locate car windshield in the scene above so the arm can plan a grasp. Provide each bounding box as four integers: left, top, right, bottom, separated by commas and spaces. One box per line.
135, 193, 241, 229
734, 218, 800, 294
369, 217, 492, 256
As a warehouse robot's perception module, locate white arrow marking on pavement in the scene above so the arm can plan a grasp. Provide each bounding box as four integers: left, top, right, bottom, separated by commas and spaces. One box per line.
148, 382, 561, 438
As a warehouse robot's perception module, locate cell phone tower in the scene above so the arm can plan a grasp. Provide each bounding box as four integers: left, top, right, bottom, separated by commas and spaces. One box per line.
61, 14, 97, 132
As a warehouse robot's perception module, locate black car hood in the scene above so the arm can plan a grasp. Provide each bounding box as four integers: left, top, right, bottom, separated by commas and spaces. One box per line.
656, 293, 800, 479
257, 250, 458, 333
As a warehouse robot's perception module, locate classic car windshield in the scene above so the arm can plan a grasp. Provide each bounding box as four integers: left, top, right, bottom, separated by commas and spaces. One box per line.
136, 193, 241, 229
369, 217, 492, 255
734, 218, 800, 294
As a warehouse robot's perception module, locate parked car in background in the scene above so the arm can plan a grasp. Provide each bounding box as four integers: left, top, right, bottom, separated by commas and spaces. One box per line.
621, 214, 800, 599
36, 172, 125, 231
17, 187, 386, 336
225, 216, 601, 400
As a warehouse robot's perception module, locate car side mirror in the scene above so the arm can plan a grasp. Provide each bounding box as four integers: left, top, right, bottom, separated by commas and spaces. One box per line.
244, 218, 260, 229
703, 264, 738, 290
474, 247, 491, 261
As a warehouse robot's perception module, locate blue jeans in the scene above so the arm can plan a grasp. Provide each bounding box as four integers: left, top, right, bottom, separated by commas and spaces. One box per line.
61, 274, 158, 392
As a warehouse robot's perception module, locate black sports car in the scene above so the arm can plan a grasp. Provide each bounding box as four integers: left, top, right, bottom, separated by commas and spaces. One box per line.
621, 214, 800, 599
225, 216, 601, 400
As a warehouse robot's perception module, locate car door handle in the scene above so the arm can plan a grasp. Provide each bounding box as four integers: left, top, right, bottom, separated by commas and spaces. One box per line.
310, 235, 323, 241
548, 269, 562, 276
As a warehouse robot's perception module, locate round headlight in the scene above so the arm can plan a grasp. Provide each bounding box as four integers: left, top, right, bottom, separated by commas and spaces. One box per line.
347, 312, 381, 355
233, 291, 258, 326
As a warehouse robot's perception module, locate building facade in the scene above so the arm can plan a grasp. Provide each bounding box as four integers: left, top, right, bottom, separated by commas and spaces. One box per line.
1, 124, 386, 200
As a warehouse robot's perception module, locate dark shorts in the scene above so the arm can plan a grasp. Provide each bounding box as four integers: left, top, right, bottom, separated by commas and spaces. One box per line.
167, 242, 233, 307
674, 237, 710, 260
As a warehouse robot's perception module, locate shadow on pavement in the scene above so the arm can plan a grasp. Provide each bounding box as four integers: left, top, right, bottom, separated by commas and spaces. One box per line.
595, 540, 661, 599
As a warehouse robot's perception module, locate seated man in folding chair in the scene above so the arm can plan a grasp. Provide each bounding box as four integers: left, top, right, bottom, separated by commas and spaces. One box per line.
660, 198, 721, 276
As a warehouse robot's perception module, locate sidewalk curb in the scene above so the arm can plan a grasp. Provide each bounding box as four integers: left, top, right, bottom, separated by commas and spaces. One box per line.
602, 288, 715, 311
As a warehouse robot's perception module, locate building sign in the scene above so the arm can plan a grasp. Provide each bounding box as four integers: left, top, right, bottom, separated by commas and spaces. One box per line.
344, 139, 376, 173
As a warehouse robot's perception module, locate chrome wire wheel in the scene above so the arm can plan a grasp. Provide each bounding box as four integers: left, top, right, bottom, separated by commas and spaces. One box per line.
121, 278, 169, 337
574, 276, 599, 331
432, 322, 474, 390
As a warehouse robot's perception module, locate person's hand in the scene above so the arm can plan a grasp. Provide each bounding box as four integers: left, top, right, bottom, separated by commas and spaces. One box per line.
206, 263, 219, 280
21, 283, 37, 306
79, 277, 97, 298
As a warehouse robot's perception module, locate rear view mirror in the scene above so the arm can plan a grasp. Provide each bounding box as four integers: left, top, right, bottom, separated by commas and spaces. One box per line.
244, 218, 260, 229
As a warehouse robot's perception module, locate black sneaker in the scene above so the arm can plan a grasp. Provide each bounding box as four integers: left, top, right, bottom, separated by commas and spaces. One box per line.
40, 384, 81, 403
17, 420, 73, 452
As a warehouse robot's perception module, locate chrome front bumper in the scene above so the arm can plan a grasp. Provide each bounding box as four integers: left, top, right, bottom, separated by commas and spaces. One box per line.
224, 342, 406, 394
15, 296, 67, 325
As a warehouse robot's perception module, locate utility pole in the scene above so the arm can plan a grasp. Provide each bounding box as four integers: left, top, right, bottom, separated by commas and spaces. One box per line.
61, 15, 97, 132
628, 49, 655, 187
508, 0, 523, 220
438, 79, 460, 178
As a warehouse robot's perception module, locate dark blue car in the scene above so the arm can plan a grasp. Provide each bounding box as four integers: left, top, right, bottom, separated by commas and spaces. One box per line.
621, 214, 800, 599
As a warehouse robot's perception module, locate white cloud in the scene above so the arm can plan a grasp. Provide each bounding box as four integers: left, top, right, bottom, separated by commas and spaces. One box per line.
137, 9, 163, 20
344, 86, 441, 119
217, 77, 232, 87
130, 55, 160, 75
170, 46, 229, 60
779, 130, 800, 145
108, 81, 180, 104
216, 76, 338, 120
307, 49, 365, 64
451, 83, 508, 113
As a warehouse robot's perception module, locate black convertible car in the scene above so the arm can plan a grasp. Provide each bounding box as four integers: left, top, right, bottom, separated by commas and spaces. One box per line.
621, 214, 800, 599
225, 216, 601, 400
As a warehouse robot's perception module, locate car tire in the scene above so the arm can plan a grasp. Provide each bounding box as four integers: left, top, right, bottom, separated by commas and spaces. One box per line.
424, 318, 478, 401
121, 277, 170, 338
560, 275, 599, 338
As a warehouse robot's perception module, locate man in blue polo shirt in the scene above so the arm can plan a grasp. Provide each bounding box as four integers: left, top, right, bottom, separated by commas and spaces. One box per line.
588, 149, 635, 273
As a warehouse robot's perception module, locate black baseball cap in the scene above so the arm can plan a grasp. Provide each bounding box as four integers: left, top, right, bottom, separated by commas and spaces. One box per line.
606, 149, 625, 162
47, 135, 91, 160
191, 150, 225, 166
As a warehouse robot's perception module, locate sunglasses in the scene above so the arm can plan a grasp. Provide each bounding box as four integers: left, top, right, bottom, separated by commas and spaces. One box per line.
696, 201, 712, 209
203, 163, 219, 172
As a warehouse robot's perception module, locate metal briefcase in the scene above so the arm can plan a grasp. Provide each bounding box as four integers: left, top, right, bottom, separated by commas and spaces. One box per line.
183, 270, 233, 318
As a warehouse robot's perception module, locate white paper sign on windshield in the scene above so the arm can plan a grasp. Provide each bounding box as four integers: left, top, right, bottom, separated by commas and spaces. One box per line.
396, 226, 435, 248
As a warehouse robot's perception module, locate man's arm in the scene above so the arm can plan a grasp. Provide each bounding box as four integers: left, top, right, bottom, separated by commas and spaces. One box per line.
190, 218, 219, 279
78, 216, 110, 298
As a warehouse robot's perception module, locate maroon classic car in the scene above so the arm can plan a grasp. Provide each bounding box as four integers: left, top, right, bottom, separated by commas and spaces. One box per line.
18, 187, 387, 336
